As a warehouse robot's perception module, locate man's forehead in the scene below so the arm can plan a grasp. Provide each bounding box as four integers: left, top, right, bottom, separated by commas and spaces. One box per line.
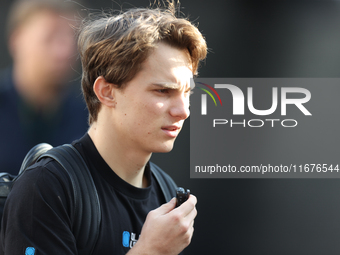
145, 43, 193, 72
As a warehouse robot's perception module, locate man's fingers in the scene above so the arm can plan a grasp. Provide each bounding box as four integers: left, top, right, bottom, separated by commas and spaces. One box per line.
184, 204, 197, 221
154, 197, 176, 215
175, 194, 197, 217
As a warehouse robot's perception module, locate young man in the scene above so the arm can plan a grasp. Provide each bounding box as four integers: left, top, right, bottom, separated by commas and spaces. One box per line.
0, 4, 207, 255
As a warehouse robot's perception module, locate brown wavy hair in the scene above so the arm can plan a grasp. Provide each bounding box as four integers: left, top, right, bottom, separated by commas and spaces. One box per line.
78, 4, 207, 124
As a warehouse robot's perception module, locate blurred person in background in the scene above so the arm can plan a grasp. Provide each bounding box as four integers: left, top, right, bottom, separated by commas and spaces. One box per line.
0, 0, 88, 175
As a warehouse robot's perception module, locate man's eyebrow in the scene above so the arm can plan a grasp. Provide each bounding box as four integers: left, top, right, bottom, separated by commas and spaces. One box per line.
152, 82, 187, 90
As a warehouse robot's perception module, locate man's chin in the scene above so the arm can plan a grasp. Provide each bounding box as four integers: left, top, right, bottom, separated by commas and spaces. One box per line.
152, 141, 175, 153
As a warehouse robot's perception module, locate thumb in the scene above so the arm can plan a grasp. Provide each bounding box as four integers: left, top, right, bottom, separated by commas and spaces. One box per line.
157, 197, 176, 215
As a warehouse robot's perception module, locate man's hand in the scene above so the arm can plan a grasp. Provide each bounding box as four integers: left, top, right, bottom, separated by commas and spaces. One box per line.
128, 194, 197, 255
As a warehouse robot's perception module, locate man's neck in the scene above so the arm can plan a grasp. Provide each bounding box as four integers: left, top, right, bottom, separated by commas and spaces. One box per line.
88, 124, 151, 188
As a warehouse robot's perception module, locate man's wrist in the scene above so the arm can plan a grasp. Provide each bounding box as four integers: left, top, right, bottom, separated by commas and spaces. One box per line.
126, 240, 161, 255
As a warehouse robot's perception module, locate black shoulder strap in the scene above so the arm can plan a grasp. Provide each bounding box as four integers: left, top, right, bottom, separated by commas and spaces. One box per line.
150, 162, 178, 202
37, 145, 175, 253
38, 144, 101, 255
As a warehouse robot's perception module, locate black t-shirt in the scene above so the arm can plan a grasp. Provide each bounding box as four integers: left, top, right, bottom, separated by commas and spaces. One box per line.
0, 134, 167, 254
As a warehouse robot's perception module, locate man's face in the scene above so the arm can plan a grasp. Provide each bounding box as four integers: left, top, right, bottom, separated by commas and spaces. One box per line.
112, 42, 192, 154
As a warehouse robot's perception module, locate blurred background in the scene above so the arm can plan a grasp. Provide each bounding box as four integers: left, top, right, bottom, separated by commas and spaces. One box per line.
2, 0, 340, 254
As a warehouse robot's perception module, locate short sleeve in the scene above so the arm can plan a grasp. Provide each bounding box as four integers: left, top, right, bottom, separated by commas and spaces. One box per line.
0, 159, 78, 255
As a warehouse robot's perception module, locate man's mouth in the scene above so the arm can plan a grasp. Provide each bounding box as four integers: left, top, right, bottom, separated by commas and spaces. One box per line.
161, 125, 181, 138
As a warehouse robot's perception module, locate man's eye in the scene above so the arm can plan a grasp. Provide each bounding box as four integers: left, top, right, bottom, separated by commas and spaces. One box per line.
157, 89, 169, 94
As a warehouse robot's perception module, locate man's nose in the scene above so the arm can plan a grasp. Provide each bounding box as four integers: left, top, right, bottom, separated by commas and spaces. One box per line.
169, 94, 190, 120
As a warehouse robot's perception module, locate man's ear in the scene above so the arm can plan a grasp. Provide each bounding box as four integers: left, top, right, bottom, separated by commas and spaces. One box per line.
93, 76, 117, 107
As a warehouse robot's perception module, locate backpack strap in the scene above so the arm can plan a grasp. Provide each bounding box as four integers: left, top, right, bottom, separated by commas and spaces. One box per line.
36, 145, 175, 253
150, 162, 178, 202
38, 144, 101, 255
19, 143, 53, 175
